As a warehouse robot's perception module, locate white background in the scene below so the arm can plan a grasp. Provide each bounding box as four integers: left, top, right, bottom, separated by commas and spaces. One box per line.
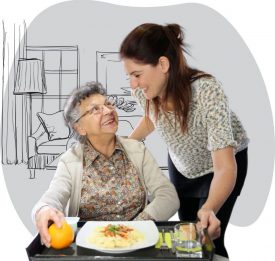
0, 1, 274, 260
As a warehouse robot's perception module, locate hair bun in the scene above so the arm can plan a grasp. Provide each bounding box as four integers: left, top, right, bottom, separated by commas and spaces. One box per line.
166, 24, 184, 44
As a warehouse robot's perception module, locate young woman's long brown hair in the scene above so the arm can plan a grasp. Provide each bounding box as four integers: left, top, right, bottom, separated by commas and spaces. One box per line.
120, 23, 211, 133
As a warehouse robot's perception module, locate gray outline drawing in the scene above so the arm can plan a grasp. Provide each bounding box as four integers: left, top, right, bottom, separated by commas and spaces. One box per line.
1, 21, 81, 179
1, 24, 168, 181
23, 45, 80, 179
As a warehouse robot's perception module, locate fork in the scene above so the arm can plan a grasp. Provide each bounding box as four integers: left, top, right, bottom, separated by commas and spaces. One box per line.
160, 229, 169, 250
169, 230, 176, 254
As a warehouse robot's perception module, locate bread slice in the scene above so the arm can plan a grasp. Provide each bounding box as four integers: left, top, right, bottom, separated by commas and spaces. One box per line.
179, 223, 196, 240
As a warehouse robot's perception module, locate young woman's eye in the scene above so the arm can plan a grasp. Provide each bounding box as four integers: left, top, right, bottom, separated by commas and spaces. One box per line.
131, 73, 140, 78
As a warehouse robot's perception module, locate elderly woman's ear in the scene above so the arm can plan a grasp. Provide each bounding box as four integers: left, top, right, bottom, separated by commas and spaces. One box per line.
73, 123, 86, 136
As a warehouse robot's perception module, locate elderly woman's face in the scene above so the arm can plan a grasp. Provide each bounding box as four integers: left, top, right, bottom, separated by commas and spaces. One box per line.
75, 94, 118, 137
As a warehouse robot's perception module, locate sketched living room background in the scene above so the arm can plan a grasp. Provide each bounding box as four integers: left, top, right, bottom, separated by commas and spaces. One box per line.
1, 23, 168, 180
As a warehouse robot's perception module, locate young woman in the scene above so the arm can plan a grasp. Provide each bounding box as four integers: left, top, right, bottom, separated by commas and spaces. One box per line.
120, 23, 249, 257
32, 82, 179, 248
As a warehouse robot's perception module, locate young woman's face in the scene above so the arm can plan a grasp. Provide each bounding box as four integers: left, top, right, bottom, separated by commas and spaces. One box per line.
123, 58, 169, 100
74, 94, 118, 139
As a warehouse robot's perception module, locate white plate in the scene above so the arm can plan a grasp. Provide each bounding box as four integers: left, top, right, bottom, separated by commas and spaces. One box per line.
76, 220, 159, 253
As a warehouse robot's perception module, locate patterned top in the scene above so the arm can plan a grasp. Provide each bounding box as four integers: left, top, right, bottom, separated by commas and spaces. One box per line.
133, 77, 249, 178
78, 138, 152, 220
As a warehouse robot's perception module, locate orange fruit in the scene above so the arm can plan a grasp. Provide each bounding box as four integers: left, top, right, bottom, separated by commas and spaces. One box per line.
48, 220, 74, 249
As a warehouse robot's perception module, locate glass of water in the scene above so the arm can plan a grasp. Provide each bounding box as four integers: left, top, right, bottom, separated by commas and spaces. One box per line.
173, 222, 203, 258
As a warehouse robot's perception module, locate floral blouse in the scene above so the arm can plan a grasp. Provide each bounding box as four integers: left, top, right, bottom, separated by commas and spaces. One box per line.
78, 138, 152, 221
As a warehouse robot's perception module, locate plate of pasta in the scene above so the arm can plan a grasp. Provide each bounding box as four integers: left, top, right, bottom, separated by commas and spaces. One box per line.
76, 220, 159, 253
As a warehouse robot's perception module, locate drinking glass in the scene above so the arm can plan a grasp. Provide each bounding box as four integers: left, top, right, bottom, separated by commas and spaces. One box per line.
173, 222, 203, 258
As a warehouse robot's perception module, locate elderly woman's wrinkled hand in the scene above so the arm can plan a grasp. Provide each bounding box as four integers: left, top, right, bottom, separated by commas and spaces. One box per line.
35, 206, 65, 248
197, 208, 221, 240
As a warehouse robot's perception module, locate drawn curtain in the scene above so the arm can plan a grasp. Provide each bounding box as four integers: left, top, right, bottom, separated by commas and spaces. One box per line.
1, 21, 28, 164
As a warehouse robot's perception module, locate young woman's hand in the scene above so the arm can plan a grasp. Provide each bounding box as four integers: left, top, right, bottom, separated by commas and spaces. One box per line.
197, 208, 221, 240
128, 116, 155, 141
35, 206, 65, 247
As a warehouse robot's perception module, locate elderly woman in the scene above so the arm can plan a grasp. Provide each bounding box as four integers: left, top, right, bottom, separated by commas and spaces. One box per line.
32, 81, 179, 248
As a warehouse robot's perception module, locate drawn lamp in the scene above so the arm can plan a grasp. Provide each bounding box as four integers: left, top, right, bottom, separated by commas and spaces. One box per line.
14, 58, 47, 134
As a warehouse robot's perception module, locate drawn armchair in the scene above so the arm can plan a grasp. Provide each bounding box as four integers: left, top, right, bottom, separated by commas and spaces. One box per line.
27, 110, 71, 179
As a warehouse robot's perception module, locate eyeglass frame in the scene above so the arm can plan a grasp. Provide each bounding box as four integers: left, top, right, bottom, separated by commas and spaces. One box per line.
74, 98, 116, 123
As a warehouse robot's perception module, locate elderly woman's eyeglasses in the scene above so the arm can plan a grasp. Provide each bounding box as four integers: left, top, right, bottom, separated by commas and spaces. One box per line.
75, 99, 116, 123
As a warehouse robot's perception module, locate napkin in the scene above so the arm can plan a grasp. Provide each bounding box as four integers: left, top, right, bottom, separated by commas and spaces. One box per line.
155, 232, 172, 248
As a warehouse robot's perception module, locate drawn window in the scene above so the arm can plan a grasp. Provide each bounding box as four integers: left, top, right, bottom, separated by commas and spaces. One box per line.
27, 46, 79, 98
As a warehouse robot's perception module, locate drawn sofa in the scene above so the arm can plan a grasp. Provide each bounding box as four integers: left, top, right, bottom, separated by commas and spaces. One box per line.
27, 110, 71, 179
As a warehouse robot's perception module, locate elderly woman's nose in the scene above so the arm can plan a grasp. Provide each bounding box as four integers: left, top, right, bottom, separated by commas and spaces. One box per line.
102, 105, 114, 114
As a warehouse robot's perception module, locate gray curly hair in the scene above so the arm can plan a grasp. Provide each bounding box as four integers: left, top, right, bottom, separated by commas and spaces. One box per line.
63, 81, 106, 143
